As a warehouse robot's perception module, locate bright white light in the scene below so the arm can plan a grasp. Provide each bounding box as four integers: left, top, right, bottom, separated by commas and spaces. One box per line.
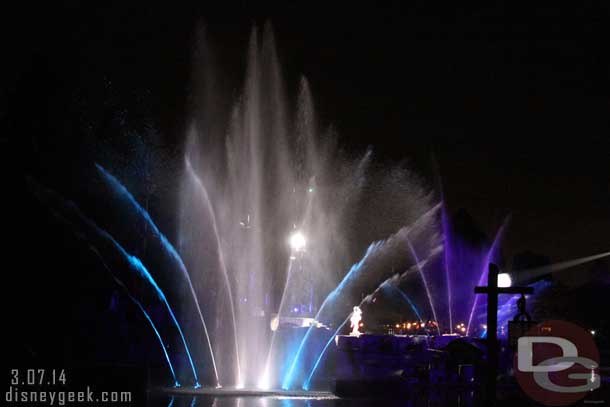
498, 273, 512, 288
591, 330, 596, 336
257, 371, 271, 390
289, 231, 306, 251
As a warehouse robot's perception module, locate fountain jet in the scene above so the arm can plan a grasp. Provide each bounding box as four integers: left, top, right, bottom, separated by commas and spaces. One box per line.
27, 179, 199, 386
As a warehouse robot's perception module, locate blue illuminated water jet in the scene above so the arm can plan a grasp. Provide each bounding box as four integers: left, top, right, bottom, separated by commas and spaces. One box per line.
26, 22, 610, 393
282, 204, 440, 390
302, 271, 432, 390
119, 286, 179, 387
302, 279, 426, 390
126, 254, 201, 387
299, 247, 443, 391
281, 242, 382, 390
385, 284, 424, 324
302, 319, 349, 391
27, 179, 200, 386
95, 164, 219, 385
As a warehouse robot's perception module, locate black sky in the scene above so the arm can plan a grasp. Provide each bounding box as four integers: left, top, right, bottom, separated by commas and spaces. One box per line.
2, 1, 609, 263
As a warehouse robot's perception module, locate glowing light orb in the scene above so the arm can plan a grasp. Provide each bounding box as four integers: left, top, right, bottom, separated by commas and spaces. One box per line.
289, 231, 306, 251
498, 273, 512, 288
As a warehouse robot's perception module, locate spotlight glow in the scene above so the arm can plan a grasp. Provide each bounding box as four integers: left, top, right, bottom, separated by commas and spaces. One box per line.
498, 273, 512, 288
257, 371, 271, 390
289, 231, 306, 251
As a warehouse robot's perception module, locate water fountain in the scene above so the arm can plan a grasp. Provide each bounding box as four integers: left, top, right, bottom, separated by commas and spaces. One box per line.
179, 24, 437, 390
26, 23, 610, 397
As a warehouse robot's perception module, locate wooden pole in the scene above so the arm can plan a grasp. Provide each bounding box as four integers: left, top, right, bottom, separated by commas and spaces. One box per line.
486, 263, 499, 403
474, 263, 534, 404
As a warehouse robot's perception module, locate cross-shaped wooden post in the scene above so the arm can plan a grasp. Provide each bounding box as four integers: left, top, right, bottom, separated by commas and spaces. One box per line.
474, 263, 534, 403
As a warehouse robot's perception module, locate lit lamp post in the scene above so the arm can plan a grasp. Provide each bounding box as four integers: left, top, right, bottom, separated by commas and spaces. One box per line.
474, 263, 534, 403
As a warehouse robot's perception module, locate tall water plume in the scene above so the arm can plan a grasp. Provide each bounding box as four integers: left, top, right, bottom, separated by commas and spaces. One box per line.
179, 23, 434, 387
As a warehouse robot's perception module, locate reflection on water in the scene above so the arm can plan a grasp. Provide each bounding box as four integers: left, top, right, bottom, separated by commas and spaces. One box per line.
158, 396, 339, 407
146, 391, 485, 407
151, 395, 339, 407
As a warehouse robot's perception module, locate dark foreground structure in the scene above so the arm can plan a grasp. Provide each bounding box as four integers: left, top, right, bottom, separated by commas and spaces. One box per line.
334, 333, 484, 398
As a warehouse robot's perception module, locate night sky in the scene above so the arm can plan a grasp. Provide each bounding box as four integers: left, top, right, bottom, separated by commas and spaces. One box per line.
2, 1, 609, 264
